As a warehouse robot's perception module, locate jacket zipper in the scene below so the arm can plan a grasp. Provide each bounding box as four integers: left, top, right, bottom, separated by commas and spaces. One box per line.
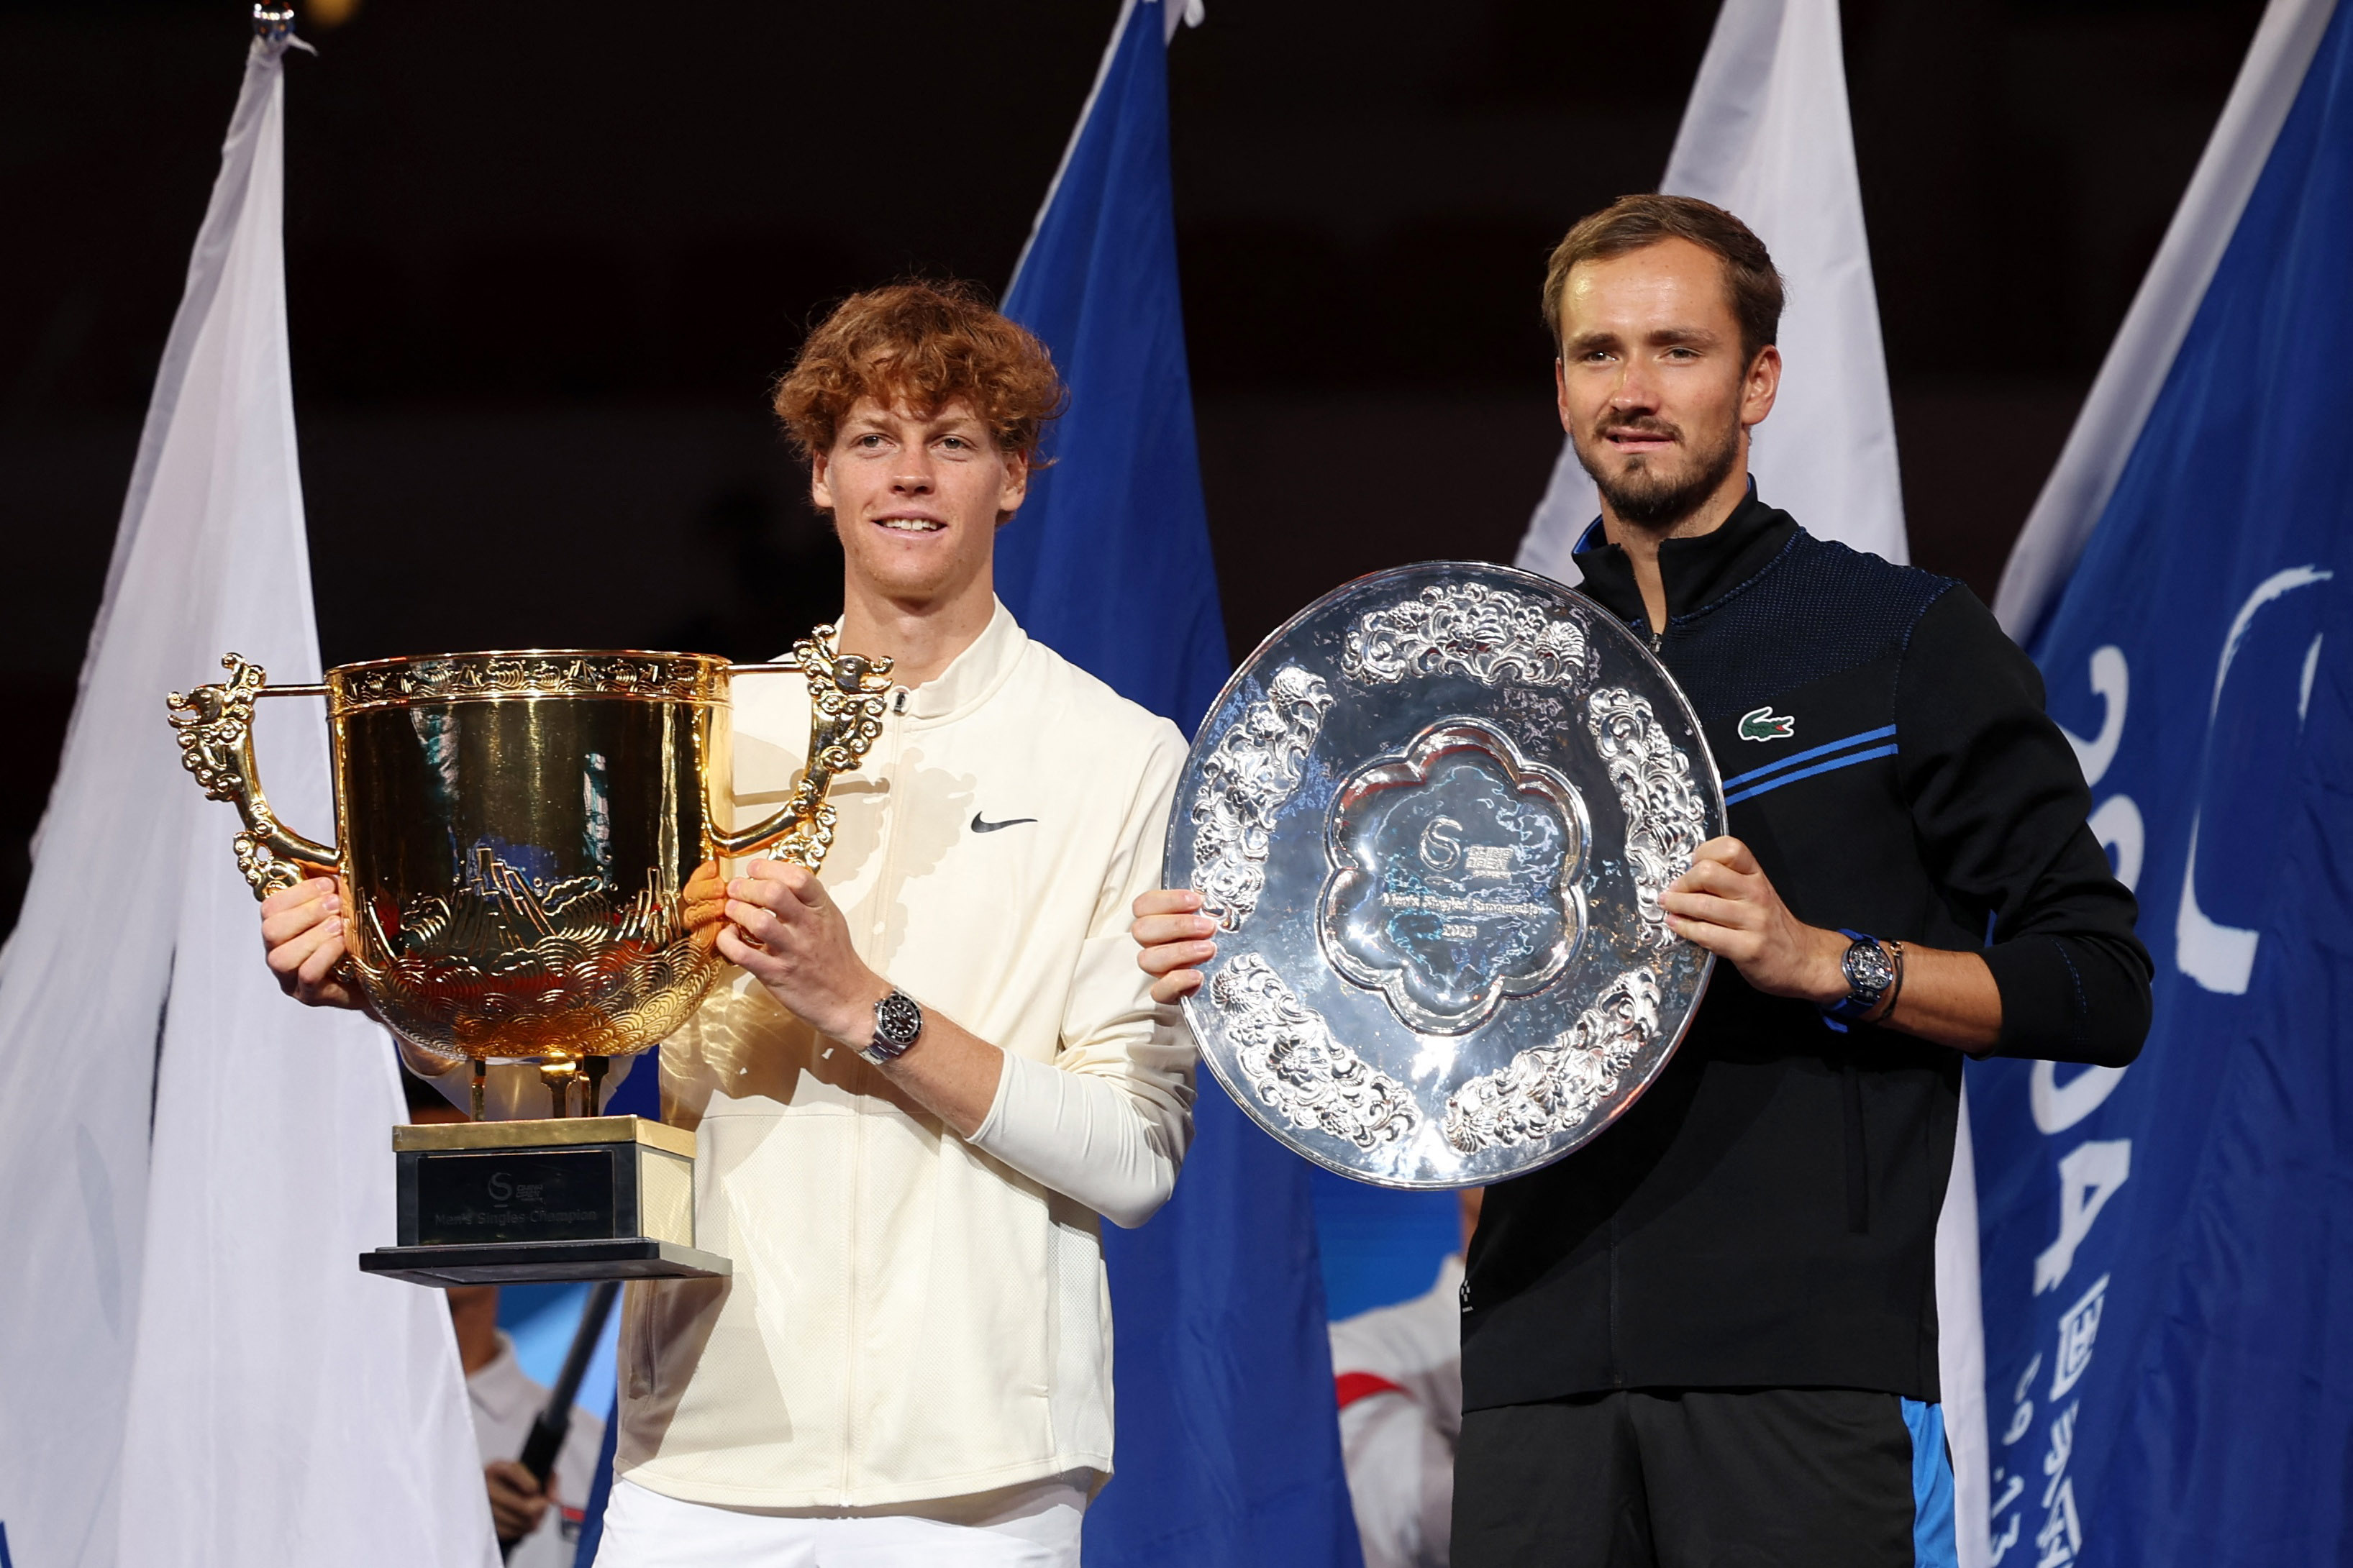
1619, 620, 1654, 1381
1608, 1209, 1624, 1386
842, 690, 907, 1503
842, 1073, 864, 1502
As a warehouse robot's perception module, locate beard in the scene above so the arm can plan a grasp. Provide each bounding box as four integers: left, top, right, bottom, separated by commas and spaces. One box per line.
1574, 414, 1742, 531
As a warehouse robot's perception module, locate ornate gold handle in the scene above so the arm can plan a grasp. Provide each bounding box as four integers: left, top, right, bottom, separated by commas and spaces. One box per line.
712, 624, 896, 873
165, 653, 340, 898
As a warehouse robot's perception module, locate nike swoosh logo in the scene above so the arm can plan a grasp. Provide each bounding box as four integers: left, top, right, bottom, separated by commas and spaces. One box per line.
970, 813, 1037, 834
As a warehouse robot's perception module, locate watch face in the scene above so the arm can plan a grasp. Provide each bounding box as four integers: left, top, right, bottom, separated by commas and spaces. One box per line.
1844, 941, 1895, 997
875, 991, 923, 1049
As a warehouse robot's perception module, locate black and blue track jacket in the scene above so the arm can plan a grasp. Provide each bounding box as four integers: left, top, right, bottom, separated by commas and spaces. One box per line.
1462, 489, 2152, 1409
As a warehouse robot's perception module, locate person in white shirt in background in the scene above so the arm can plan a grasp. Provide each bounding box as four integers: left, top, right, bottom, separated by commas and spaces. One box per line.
447, 1281, 606, 1567
257, 280, 1196, 1568
411, 1090, 604, 1567
1329, 1189, 1483, 1568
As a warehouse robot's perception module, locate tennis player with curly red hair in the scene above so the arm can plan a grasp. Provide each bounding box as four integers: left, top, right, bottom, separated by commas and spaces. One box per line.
259, 281, 1196, 1566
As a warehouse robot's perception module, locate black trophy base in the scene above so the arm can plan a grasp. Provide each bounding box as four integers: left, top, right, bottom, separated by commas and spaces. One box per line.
359, 1236, 732, 1287
369, 1114, 725, 1287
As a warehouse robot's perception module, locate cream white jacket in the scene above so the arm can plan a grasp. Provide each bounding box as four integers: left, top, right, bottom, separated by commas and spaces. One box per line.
616, 601, 1196, 1510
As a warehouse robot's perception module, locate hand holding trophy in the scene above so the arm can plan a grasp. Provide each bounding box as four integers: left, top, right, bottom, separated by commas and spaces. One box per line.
259, 874, 370, 1011
165, 628, 893, 1285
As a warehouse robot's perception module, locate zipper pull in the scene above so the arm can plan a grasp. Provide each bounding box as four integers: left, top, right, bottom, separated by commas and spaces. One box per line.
893, 688, 907, 715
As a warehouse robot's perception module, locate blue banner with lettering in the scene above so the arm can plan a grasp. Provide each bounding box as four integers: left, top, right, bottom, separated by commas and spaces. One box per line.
1969, 6, 2353, 1565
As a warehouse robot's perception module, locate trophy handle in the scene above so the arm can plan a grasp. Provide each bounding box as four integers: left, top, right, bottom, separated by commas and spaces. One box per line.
709, 801, 827, 860
713, 627, 896, 872
165, 652, 340, 898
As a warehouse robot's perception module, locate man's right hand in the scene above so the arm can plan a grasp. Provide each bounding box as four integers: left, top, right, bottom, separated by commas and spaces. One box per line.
483, 1459, 550, 1546
258, 876, 368, 1011
1131, 888, 1219, 1006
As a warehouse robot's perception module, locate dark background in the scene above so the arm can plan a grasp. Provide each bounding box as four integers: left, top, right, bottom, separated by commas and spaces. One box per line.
0, 0, 2265, 936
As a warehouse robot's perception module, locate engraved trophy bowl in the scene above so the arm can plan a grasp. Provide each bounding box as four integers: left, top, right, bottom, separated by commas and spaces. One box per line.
316, 651, 733, 1070
1166, 563, 1727, 1190
165, 632, 894, 1282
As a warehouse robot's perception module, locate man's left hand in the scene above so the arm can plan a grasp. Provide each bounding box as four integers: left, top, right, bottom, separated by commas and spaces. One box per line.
719, 860, 888, 1044
1660, 837, 1848, 1005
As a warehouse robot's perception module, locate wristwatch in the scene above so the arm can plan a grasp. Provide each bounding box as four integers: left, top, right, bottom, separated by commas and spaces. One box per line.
859, 989, 924, 1065
1822, 930, 1897, 1024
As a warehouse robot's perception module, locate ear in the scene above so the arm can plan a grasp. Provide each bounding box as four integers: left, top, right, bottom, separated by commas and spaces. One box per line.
1741, 345, 1783, 430
993, 448, 1032, 527
809, 447, 834, 514
1554, 357, 1573, 435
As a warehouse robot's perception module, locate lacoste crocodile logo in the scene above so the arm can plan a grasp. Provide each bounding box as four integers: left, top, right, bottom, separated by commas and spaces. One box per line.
1738, 706, 1796, 742
970, 812, 1038, 834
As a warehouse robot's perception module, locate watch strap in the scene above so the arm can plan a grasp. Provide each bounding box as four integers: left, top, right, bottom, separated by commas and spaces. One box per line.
1822, 929, 1895, 1024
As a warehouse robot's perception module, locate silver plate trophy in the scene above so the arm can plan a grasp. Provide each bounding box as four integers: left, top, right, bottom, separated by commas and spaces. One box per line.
1166, 562, 1727, 1189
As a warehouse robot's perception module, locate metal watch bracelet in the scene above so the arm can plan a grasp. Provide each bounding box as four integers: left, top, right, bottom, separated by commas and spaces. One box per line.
860, 989, 924, 1065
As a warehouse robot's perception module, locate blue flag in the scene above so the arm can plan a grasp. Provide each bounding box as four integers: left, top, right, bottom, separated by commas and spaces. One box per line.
1969, 5, 2353, 1565
998, 0, 1228, 734
1002, 4, 1362, 1565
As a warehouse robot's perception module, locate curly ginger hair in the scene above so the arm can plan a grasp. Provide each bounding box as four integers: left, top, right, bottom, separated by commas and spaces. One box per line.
772, 279, 1066, 465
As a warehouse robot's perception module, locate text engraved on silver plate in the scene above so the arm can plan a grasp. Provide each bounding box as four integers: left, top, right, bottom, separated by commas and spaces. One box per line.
1342, 582, 1594, 689
1190, 665, 1334, 933
1585, 686, 1710, 949
1320, 719, 1589, 1036
1211, 954, 1421, 1153
1440, 966, 1662, 1153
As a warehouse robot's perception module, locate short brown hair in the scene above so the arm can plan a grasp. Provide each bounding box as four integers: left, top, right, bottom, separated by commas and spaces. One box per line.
772, 279, 1066, 463
1541, 195, 1785, 365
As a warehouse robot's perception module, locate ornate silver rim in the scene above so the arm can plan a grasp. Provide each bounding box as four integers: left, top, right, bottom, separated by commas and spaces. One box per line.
1169, 561, 1724, 1190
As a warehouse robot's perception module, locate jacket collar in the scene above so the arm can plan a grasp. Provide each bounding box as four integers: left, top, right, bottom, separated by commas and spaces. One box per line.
1570, 480, 1800, 634
901, 596, 1029, 724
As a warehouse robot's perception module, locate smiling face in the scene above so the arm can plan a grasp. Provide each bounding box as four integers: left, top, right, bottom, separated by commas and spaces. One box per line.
1554, 236, 1780, 535
810, 396, 1029, 613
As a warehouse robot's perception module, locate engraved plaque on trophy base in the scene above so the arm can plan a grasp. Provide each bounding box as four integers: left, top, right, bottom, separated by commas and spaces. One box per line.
358, 1116, 729, 1285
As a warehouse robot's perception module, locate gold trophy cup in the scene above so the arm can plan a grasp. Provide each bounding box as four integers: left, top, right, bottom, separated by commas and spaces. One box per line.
165, 632, 893, 1284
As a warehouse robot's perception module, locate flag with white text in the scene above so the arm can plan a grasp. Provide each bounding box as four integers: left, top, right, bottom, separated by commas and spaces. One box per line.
1972, 1, 2352, 1563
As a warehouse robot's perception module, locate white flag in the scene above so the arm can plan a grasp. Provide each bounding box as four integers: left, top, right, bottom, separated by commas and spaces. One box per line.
1516, 0, 1907, 583
0, 32, 495, 1568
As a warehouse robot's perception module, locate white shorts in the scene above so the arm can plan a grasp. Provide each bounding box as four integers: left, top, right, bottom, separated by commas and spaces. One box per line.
591, 1474, 1087, 1568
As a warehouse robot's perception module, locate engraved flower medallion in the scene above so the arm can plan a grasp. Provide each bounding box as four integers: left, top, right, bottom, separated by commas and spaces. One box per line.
1319, 719, 1590, 1035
